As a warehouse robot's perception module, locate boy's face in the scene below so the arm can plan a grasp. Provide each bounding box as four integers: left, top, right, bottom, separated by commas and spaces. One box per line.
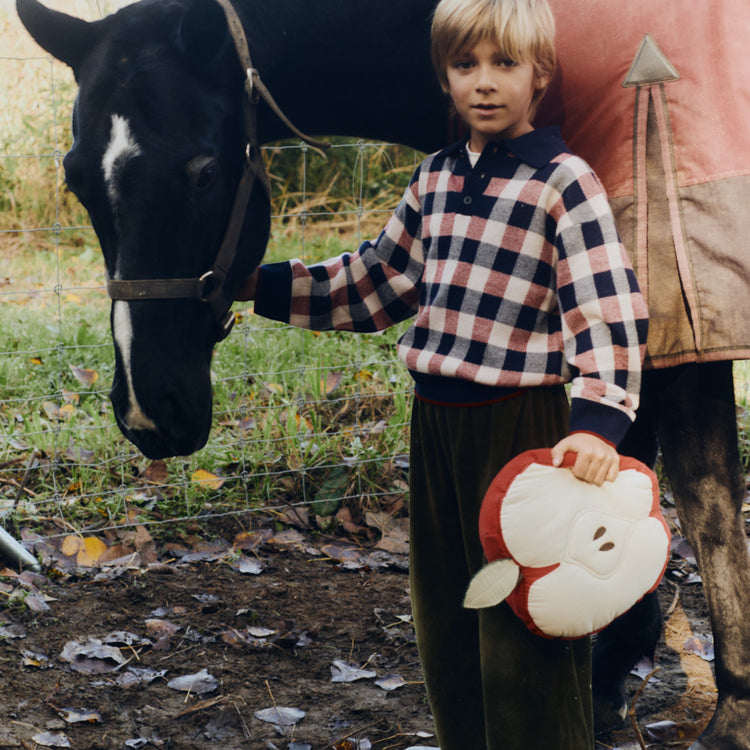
445, 39, 549, 152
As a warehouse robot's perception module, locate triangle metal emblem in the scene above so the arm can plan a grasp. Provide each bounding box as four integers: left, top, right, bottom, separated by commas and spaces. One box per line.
623, 33, 680, 87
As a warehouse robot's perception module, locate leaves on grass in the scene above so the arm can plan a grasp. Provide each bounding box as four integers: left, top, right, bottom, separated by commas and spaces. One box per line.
322, 370, 344, 395
191, 469, 225, 491
141, 460, 168, 484
69, 364, 99, 388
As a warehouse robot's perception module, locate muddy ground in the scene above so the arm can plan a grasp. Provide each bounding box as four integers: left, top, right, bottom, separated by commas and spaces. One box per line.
0, 514, 724, 750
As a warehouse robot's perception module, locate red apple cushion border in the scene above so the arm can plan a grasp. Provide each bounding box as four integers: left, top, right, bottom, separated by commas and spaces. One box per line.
464, 449, 671, 639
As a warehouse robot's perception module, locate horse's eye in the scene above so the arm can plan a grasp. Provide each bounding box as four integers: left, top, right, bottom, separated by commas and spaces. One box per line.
197, 161, 218, 189
187, 155, 218, 191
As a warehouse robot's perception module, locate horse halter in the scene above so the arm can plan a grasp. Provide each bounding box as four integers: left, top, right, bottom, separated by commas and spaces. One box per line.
105, 0, 329, 341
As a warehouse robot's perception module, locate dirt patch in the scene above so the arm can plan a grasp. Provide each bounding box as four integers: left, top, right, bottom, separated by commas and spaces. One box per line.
0, 518, 721, 750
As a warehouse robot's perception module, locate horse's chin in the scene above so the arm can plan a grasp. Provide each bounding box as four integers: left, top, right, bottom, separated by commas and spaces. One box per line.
118, 421, 211, 460
110, 369, 213, 459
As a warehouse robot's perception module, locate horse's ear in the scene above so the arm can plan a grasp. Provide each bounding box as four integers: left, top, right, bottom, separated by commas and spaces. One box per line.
179, 0, 230, 68
16, 0, 98, 74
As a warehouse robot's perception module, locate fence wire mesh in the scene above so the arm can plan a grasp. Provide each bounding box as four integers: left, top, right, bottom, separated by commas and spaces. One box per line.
0, 29, 420, 546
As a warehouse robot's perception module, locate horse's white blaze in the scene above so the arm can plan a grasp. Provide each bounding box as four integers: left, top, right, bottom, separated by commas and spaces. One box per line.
102, 114, 141, 203
113, 301, 157, 433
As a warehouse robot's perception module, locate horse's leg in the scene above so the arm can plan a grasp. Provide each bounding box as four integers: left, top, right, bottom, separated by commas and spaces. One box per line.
657, 361, 750, 750
592, 370, 663, 730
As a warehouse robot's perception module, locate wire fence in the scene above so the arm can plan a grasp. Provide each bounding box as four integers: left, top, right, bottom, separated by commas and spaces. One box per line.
0, 40, 420, 547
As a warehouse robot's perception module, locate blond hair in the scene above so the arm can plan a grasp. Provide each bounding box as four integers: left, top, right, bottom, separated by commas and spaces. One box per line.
431, 0, 556, 112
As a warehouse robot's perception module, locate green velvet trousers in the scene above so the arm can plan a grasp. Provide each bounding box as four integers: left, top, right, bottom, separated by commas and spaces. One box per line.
409, 388, 594, 750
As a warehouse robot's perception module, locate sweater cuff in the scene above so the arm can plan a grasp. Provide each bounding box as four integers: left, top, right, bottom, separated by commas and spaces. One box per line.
254, 262, 293, 323
569, 398, 633, 448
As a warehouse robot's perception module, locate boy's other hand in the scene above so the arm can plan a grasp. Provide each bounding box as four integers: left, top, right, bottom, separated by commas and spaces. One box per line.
550, 432, 619, 486
235, 269, 259, 301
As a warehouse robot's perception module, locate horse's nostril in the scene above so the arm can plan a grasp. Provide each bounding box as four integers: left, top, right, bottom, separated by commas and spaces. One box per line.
599, 542, 615, 552
593, 526, 607, 540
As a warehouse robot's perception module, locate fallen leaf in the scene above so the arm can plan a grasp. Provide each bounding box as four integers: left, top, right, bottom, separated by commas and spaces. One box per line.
684, 634, 715, 661
191, 469, 224, 490
645, 720, 679, 741
61, 389, 79, 405
247, 626, 276, 638
103, 631, 152, 648
167, 668, 218, 694
375, 673, 407, 691
61, 535, 107, 567
59, 638, 127, 674
56, 707, 102, 724
321, 544, 362, 566
330, 659, 377, 683
116, 667, 167, 689
322, 371, 343, 395
254, 706, 306, 726
57, 403, 76, 421
0, 623, 26, 640
141, 460, 168, 484
32, 732, 71, 747
21, 591, 51, 612
69, 364, 99, 388
21, 649, 50, 667
231, 556, 264, 575
145, 619, 181, 638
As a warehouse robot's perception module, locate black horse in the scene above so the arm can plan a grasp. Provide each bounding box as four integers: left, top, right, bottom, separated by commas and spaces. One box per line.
16, 0, 448, 460
16, 1, 750, 748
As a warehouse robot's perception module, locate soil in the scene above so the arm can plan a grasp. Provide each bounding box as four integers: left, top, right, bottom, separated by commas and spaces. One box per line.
0, 516, 722, 750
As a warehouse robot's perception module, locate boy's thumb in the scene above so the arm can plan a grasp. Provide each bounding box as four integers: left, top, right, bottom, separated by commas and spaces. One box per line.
551, 440, 574, 467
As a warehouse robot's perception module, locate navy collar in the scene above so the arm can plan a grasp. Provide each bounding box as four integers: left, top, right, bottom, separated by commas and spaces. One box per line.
439, 126, 569, 169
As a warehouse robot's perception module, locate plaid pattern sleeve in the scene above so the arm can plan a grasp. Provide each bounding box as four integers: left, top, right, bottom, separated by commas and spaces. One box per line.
277, 176, 426, 332
254, 129, 648, 446
549, 157, 648, 442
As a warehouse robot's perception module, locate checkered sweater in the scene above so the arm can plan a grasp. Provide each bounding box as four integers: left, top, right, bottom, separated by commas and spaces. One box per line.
256, 128, 648, 445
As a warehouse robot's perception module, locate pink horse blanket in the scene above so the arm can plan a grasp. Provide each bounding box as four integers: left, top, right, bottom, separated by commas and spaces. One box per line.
540, 0, 750, 366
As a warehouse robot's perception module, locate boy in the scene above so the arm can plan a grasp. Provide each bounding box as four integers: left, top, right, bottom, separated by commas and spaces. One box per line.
238, 0, 648, 746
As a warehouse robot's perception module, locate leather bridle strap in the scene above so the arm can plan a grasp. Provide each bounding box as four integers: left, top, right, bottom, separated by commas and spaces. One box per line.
106, 0, 329, 341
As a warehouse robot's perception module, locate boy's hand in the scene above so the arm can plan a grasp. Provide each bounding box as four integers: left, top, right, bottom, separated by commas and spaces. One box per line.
235, 269, 259, 301
550, 433, 619, 486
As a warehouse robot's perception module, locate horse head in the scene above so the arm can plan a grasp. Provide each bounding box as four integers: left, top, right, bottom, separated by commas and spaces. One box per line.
17, 0, 449, 458
17, 0, 271, 458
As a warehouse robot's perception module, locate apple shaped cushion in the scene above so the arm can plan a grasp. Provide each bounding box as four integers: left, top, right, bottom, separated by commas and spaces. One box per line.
464, 448, 670, 639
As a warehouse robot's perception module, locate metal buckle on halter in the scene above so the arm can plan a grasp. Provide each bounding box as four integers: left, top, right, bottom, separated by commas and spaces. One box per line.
198, 270, 235, 341
218, 310, 236, 340
198, 270, 221, 303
